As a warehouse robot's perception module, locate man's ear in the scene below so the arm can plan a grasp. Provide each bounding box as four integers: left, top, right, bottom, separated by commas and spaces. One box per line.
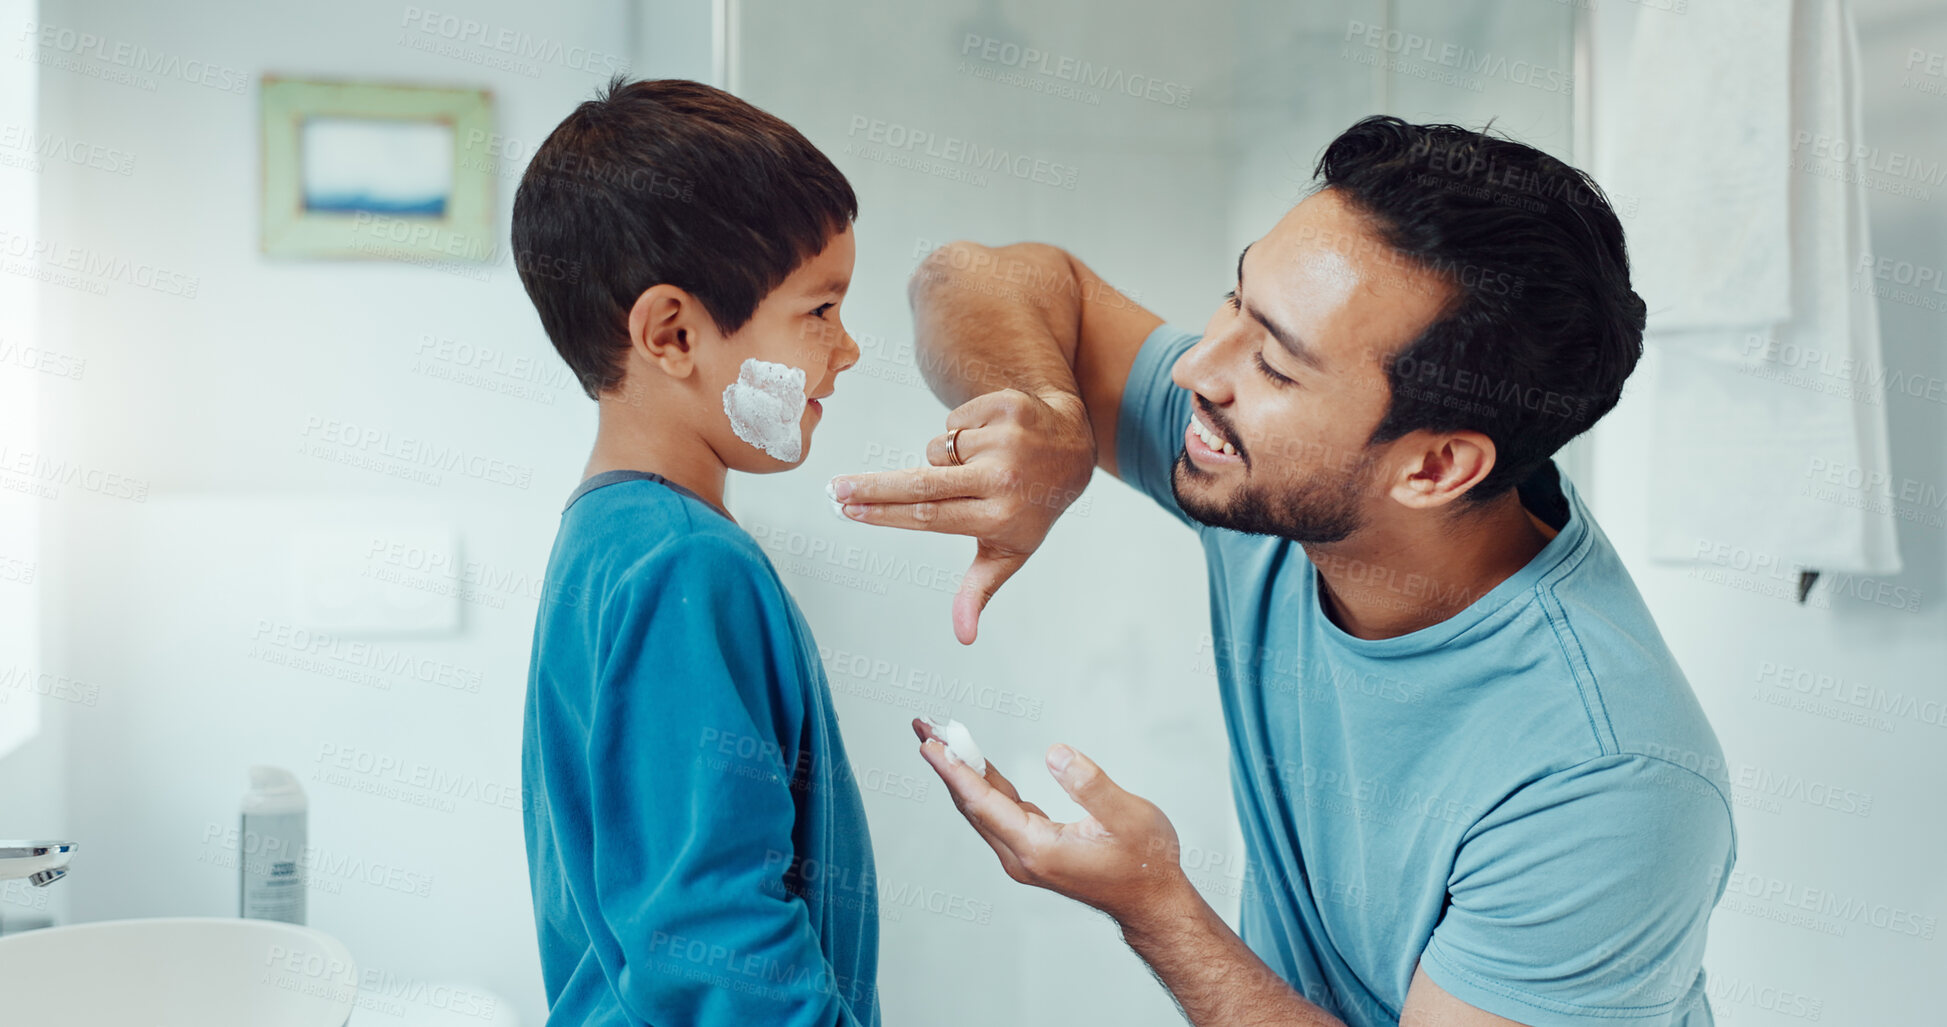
626, 284, 704, 379
1387, 431, 1496, 510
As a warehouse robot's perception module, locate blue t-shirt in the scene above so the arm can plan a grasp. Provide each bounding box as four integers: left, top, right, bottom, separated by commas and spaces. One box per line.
523, 470, 880, 1027
1118, 326, 1737, 1027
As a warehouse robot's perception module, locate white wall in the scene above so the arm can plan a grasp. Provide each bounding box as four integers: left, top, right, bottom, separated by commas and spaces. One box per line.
0, 0, 41, 763
0, 0, 63, 937
1587, 1, 1947, 1023
18, 0, 636, 1021
1225, 0, 1577, 307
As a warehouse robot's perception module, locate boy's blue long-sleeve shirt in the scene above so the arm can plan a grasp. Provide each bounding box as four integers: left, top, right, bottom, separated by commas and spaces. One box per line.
523, 470, 880, 1026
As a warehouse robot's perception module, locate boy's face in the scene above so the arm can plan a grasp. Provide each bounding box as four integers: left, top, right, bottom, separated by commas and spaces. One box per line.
696, 226, 859, 471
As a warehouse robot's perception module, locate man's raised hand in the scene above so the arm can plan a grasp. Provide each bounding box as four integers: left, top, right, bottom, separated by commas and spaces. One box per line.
830, 388, 1095, 644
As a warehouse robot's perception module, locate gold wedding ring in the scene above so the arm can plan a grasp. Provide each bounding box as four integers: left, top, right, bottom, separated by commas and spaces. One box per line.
946, 428, 964, 466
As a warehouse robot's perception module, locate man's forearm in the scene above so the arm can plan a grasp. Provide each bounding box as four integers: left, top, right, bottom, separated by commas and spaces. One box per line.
907, 241, 1086, 409
1117, 876, 1346, 1027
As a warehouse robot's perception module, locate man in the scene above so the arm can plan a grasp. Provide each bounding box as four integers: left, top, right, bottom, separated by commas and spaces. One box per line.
830, 116, 1736, 1026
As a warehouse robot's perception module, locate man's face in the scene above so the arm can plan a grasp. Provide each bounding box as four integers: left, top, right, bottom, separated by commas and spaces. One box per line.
696, 225, 860, 470
1170, 190, 1452, 541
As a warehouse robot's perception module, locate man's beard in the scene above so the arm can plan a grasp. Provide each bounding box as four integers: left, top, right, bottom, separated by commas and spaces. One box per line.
1170, 450, 1369, 543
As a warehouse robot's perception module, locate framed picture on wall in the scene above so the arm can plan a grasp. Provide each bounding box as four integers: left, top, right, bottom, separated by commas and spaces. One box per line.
260, 77, 495, 261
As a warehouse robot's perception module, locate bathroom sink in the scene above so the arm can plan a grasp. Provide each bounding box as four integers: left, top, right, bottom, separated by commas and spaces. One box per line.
0, 916, 358, 1026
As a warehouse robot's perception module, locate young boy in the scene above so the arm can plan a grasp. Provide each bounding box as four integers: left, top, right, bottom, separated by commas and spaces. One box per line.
513, 77, 877, 1026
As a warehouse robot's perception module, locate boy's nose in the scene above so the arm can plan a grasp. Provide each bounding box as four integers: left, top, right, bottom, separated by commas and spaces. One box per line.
832, 329, 862, 374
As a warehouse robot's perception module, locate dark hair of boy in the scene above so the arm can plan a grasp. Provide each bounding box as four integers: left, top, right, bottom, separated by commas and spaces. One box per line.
513, 76, 859, 400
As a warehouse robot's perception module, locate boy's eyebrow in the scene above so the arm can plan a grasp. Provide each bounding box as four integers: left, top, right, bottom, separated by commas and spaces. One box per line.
813, 276, 850, 296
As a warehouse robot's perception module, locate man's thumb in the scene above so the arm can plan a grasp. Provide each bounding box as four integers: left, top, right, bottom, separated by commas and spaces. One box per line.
953, 545, 1026, 645
1045, 745, 1132, 822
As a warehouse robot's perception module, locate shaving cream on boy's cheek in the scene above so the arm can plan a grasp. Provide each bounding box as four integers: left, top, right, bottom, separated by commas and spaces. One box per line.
723, 357, 808, 461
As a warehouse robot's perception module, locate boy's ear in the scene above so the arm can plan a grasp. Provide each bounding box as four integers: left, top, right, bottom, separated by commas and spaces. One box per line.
626, 284, 704, 378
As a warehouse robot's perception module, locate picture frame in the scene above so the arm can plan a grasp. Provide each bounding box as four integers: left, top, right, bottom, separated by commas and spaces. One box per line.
260, 77, 495, 262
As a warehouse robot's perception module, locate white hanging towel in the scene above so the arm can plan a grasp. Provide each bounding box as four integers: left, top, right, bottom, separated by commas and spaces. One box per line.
1606, 0, 1901, 577
1609, 0, 1794, 331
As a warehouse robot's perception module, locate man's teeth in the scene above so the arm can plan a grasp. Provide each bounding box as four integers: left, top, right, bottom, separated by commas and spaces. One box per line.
1191, 415, 1237, 456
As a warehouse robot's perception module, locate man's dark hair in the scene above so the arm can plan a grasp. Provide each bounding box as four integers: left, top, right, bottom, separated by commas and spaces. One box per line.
1313, 115, 1646, 501
512, 76, 858, 399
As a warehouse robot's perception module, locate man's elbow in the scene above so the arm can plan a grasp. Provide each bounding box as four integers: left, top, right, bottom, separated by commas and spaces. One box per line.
908, 239, 986, 305
907, 240, 1074, 302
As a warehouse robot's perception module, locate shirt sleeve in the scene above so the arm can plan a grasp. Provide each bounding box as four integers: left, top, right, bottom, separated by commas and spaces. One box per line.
1421, 754, 1736, 1026
584, 534, 868, 1027
1114, 322, 1203, 529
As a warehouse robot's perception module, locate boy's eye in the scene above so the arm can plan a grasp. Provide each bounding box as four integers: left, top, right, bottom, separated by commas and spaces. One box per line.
1224, 289, 1241, 311
811, 302, 837, 319
1254, 350, 1295, 388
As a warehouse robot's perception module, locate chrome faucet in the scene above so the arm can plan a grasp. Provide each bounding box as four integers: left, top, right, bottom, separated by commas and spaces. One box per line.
0, 842, 76, 887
